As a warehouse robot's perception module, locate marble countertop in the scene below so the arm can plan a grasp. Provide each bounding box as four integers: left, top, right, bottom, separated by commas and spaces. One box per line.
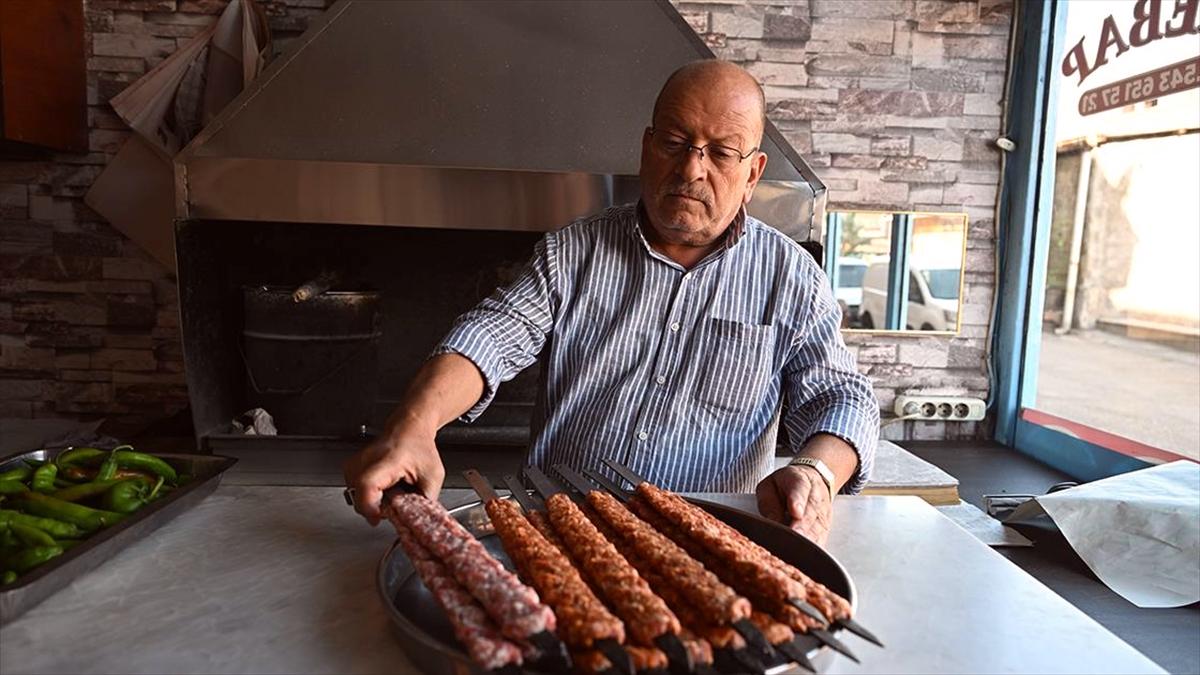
0, 486, 1165, 674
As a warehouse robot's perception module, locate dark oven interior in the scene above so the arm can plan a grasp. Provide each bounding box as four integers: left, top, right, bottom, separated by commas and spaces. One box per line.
176, 218, 544, 455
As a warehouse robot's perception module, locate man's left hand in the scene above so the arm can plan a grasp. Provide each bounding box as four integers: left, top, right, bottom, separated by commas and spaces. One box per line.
755, 465, 832, 546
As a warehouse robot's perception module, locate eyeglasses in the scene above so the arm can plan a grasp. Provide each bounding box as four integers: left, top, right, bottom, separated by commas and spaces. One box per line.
646, 127, 758, 171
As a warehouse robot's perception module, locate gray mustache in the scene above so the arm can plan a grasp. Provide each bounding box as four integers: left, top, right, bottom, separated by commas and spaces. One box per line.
659, 182, 711, 205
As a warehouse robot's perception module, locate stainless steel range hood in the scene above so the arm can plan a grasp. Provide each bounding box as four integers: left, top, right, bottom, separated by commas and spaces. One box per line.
175, 0, 826, 239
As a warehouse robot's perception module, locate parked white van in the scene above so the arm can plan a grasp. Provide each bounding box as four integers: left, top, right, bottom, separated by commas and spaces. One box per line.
834, 257, 868, 322
860, 262, 960, 331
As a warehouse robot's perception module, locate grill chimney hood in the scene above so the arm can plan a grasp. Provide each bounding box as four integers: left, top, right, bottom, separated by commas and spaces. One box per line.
175, 0, 826, 239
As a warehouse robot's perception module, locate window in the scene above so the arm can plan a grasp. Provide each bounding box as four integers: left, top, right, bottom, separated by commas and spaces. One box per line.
993, 0, 1199, 479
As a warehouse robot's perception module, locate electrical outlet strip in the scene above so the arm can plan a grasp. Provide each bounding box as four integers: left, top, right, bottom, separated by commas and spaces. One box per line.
894, 395, 986, 422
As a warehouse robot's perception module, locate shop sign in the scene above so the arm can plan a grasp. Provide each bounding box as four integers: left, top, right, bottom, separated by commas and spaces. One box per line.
1061, 0, 1200, 116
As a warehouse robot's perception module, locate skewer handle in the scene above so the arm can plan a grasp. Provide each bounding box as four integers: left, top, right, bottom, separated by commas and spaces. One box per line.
463, 469, 501, 502
600, 458, 647, 487
524, 466, 565, 500
501, 474, 542, 512
582, 468, 632, 502
552, 464, 601, 497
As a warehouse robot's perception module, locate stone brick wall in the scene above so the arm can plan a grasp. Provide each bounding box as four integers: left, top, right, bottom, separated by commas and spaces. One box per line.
0, 0, 331, 436
1, 0, 1011, 442
671, 0, 1012, 440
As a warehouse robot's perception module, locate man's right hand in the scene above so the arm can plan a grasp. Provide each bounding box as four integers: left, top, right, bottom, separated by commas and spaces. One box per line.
343, 420, 446, 525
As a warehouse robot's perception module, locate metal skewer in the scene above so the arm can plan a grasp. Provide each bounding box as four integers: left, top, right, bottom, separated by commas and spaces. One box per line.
835, 616, 883, 647
773, 638, 817, 673
582, 467, 633, 502
787, 596, 831, 625
810, 627, 860, 663
601, 457, 647, 487
501, 474, 542, 513
595, 638, 635, 675
524, 466, 566, 500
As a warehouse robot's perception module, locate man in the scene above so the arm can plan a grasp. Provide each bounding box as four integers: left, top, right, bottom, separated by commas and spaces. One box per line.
345, 60, 879, 544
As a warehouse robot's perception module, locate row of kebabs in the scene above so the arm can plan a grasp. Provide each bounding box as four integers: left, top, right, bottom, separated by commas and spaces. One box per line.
384, 461, 880, 674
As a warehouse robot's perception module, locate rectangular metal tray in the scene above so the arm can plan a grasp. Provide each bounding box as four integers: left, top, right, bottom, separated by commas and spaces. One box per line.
0, 447, 237, 625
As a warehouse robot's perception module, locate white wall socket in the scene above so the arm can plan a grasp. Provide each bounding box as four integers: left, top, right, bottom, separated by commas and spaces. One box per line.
894, 395, 986, 422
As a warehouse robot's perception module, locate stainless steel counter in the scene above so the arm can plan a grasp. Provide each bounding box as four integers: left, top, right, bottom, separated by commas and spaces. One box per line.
0, 487, 1166, 674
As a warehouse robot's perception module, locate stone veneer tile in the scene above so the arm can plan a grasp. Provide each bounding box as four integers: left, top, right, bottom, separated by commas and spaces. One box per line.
811, 0, 906, 19
839, 90, 963, 116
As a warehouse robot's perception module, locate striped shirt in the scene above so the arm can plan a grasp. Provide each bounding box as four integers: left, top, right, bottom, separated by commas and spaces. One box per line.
435, 203, 879, 493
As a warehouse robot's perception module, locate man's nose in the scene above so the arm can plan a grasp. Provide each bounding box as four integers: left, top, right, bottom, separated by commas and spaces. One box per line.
676, 146, 707, 182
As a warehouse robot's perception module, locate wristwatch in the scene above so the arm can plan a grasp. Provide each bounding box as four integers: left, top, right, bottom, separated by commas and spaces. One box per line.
788, 456, 836, 502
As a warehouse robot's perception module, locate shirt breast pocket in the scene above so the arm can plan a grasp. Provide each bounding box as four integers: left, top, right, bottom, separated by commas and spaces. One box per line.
695, 318, 776, 414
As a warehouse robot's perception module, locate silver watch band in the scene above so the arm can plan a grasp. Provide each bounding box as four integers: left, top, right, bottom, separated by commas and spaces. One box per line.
788, 456, 836, 501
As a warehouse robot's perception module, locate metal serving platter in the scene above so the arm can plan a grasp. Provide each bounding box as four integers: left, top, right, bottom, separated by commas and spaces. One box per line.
0, 448, 237, 625
377, 494, 856, 674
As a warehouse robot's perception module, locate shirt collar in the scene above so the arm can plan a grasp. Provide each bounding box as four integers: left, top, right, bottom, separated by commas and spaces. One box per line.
632, 201, 750, 269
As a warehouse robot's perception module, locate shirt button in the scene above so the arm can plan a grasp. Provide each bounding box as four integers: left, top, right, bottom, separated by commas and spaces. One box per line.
655, 375, 666, 385
637, 431, 648, 441
669, 321, 680, 332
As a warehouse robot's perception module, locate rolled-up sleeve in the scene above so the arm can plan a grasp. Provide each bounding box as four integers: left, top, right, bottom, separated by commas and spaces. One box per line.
432, 234, 558, 421
781, 265, 880, 494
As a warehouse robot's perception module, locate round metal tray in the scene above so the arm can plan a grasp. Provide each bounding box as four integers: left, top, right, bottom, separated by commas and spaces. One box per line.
377, 494, 856, 674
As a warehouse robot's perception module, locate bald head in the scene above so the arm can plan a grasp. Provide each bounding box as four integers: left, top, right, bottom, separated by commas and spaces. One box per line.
652, 60, 767, 144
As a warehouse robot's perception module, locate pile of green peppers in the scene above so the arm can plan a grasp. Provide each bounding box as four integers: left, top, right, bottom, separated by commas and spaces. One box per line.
0, 445, 185, 586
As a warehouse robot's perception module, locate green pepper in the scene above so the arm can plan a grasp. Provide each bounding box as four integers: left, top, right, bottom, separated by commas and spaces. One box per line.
51, 478, 129, 503
16, 493, 125, 532
102, 476, 163, 514
0, 545, 62, 573
0, 466, 31, 483
54, 447, 107, 468
10, 522, 56, 548
0, 510, 83, 538
0, 525, 17, 549
1, 570, 16, 585
55, 538, 82, 550
111, 450, 177, 484
0, 480, 29, 496
95, 453, 118, 482
31, 463, 58, 494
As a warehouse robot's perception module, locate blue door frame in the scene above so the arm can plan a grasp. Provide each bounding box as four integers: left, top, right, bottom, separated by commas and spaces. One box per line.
990, 0, 1152, 481
885, 214, 913, 331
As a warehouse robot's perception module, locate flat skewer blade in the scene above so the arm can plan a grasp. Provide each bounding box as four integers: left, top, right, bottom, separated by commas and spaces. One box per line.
600, 458, 647, 487
774, 639, 817, 673
727, 648, 766, 675
524, 466, 565, 500
527, 629, 572, 673
552, 464, 599, 497
731, 619, 775, 659
596, 638, 634, 675
582, 468, 632, 502
836, 617, 884, 647
787, 597, 830, 625
811, 628, 860, 663
462, 469, 501, 502
653, 633, 695, 675
501, 474, 541, 513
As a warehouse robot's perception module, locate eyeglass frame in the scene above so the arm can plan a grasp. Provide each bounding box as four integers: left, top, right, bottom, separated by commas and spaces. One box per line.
645, 127, 760, 169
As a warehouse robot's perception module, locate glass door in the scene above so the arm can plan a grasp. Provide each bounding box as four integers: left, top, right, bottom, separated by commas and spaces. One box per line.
994, 0, 1200, 479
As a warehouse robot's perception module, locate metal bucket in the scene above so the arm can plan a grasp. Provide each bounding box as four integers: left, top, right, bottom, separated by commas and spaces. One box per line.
241, 286, 382, 436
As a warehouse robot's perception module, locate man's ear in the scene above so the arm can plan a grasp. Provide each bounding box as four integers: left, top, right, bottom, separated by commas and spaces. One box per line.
742, 151, 769, 205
